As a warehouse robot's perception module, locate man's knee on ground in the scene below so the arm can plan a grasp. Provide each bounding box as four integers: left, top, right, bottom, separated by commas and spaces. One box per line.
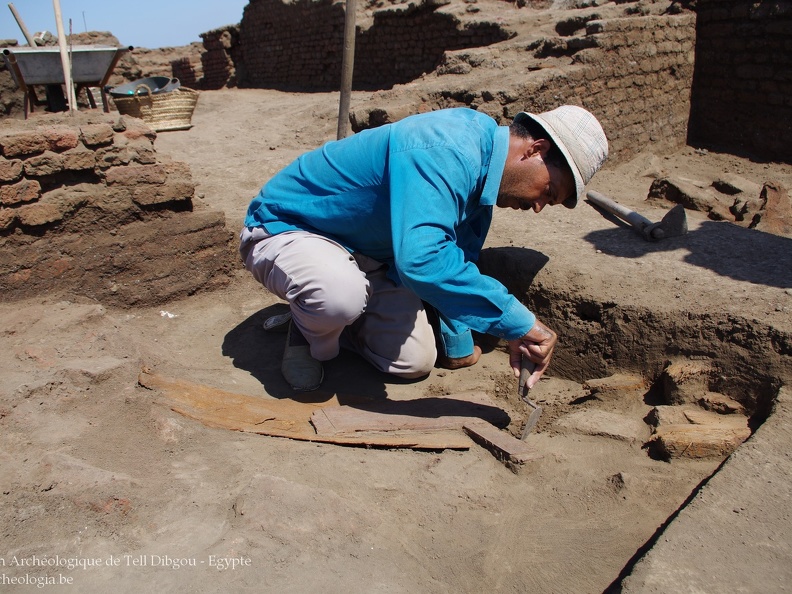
389, 341, 437, 380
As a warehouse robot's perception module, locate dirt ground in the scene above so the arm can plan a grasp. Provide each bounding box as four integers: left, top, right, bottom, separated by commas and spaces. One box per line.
1, 88, 791, 593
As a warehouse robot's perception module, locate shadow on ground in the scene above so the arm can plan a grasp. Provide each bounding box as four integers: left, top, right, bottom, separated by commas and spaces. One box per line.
222, 303, 435, 404
584, 218, 792, 288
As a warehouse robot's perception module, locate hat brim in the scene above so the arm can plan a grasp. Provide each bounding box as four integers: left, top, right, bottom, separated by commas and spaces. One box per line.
514, 112, 583, 209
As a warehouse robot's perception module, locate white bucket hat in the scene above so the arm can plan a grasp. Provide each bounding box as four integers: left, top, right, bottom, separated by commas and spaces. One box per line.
514, 105, 608, 208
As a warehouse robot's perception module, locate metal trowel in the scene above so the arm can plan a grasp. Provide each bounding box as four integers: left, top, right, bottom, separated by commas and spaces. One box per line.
519, 355, 543, 440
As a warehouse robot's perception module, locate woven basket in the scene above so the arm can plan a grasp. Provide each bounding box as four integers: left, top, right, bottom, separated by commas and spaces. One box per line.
113, 85, 199, 132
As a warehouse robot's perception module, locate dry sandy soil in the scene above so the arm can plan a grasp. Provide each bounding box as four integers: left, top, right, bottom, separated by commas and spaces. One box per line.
1, 88, 791, 593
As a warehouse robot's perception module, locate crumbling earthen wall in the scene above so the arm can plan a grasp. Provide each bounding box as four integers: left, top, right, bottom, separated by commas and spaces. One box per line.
351, 12, 697, 164
688, 0, 792, 162
542, 13, 696, 163
0, 114, 234, 306
237, 0, 512, 90
200, 27, 242, 90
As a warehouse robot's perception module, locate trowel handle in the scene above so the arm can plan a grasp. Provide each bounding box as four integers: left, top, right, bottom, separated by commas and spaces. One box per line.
586, 191, 652, 230
519, 355, 536, 399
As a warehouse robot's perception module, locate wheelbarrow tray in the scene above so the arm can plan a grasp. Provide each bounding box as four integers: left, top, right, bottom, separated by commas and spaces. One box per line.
2, 45, 126, 86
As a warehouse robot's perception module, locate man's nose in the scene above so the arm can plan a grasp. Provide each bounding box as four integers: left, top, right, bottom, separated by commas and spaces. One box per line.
532, 199, 547, 213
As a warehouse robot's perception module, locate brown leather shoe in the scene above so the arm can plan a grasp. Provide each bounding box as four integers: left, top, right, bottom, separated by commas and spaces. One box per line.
281, 321, 323, 391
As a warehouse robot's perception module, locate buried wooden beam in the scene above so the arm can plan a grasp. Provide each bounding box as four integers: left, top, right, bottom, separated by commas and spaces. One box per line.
138, 369, 474, 450
138, 369, 545, 464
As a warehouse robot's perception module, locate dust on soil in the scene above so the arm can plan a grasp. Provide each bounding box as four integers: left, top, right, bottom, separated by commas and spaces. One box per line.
1, 87, 790, 592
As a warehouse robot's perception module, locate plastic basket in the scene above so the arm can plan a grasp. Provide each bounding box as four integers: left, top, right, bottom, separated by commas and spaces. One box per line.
112, 84, 199, 132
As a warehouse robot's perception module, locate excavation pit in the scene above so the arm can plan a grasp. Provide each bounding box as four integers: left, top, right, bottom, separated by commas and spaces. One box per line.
1, 89, 790, 592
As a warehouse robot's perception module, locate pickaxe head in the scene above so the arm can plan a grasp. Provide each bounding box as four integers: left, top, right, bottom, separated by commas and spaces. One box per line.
643, 204, 688, 241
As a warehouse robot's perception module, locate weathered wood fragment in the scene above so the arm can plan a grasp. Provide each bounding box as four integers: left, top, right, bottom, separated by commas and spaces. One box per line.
310, 392, 509, 435
138, 370, 473, 450
463, 421, 542, 466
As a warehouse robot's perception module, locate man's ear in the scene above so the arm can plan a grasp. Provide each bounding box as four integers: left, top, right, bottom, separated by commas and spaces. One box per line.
525, 138, 552, 159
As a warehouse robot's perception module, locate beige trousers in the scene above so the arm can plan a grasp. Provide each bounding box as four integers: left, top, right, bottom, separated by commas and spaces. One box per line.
240, 228, 436, 379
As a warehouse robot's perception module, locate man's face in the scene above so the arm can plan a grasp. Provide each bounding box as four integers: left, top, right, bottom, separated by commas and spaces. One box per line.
496, 140, 575, 213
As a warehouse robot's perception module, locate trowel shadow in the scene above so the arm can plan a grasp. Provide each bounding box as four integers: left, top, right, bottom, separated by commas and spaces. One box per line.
222, 304, 425, 404
584, 219, 792, 288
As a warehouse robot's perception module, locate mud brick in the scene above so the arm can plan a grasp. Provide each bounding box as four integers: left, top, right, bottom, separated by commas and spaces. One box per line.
24, 151, 64, 177
0, 132, 48, 157
79, 123, 115, 147
16, 202, 64, 226
95, 145, 133, 168
647, 405, 696, 428
753, 182, 792, 236
105, 164, 167, 186
0, 207, 16, 230
660, 360, 712, 405
126, 138, 157, 165
0, 157, 24, 182
132, 181, 194, 206
162, 160, 194, 181
698, 392, 745, 415
648, 177, 725, 213
712, 173, 763, 196
43, 127, 80, 152
649, 423, 750, 459
0, 179, 41, 206
61, 146, 97, 171
584, 373, 646, 400
116, 117, 157, 142
556, 410, 651, 444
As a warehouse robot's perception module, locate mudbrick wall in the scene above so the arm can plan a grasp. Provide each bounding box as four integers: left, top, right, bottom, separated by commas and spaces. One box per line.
351, 12, 697, 164
508, 13, 696, 163
0, 114, 234, 306
200, 27, 242, 90
688, 0, 792, 162
237, 0, 512, 90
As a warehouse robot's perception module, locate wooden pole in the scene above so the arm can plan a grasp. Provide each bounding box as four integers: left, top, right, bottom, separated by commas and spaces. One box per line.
7, 3, 37, 46
52, 0, 77, 112
336, 0, 357, 140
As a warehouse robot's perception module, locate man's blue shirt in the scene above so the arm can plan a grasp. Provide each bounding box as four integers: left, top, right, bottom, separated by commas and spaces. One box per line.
244, 108, 536, 357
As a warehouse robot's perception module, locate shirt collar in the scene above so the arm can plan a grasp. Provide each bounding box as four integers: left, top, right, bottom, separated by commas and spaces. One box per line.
479, 126, 509, 206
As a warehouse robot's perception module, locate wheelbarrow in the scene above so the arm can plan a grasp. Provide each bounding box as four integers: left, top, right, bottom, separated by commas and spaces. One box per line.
2, 45, 131, 117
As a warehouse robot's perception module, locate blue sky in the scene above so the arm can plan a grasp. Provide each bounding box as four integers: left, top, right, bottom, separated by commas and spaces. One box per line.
1, 0, 249, 48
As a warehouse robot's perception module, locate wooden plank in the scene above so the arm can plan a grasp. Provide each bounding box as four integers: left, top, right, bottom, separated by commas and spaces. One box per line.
463, 421, 542, 466
309, 408, 339, 435
311, 392, 510, 435
139, 370, 472, 450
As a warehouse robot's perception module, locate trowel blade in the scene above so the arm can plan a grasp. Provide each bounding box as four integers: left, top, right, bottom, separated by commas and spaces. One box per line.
520, 405, 543, 440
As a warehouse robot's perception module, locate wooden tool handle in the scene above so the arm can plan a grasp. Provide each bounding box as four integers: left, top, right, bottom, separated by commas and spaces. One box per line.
586, 190, 652, 231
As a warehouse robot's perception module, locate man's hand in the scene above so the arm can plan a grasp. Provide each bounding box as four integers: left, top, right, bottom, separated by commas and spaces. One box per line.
508, 319, 557, 389
437, 345, 482, 370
